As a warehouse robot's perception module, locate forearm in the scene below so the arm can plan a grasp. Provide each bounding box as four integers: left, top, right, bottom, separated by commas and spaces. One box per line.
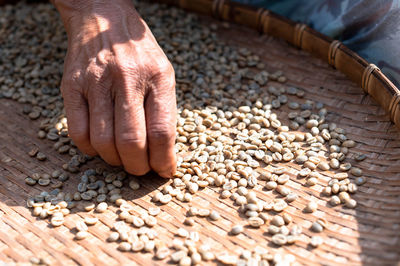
50, 0, 137, 35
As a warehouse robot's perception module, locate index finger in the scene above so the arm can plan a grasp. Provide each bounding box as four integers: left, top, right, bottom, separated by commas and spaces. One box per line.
145, 72, 177, 178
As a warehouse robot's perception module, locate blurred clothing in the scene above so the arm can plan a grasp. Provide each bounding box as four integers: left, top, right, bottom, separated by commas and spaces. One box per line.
234, 0, 400, 88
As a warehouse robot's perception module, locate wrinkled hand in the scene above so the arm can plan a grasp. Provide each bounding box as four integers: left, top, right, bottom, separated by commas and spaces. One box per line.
54, 0, 176, 177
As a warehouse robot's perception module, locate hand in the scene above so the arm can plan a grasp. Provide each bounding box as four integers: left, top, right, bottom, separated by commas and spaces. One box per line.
53, 0, 177, 177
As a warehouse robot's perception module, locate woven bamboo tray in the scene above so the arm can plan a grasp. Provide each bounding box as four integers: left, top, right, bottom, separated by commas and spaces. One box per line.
1, 0, 400, 265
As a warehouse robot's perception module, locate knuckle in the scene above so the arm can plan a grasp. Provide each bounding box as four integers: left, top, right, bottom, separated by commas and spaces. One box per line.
156, 60, 174, 77
63, 94, 85, 110
117, 135, 145, 150
115, 57, 138, 73
87, 65, 103, 81
151, 60, 175, 89
148, 126, 175, 145
70, 70, 83, 83
114, 61, 143, 86
86, 58, 110, 82
61, 71, 82, 94
96, 50, 111, 66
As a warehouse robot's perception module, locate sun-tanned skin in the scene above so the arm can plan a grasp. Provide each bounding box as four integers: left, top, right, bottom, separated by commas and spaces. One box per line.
51, 0, 177, 178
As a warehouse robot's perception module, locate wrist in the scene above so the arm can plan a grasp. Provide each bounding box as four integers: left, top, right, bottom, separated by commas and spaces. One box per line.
52, 0, 137, 36
51, 0, 91, 26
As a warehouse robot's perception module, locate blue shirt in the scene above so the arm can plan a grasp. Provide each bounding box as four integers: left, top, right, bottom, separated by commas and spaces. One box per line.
233, 0, 400, 88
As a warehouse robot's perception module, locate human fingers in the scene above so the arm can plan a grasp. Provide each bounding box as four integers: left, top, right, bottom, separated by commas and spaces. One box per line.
145, 67, 177, 178
87, 81, 122, 166
61, 79, 97, 156
114, 80, 150, 175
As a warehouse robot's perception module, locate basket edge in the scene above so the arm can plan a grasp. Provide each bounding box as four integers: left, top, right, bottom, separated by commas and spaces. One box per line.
150, 0, 400, 130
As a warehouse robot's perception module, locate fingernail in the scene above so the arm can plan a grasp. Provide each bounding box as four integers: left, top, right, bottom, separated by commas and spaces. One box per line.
158, 171, 173, 178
